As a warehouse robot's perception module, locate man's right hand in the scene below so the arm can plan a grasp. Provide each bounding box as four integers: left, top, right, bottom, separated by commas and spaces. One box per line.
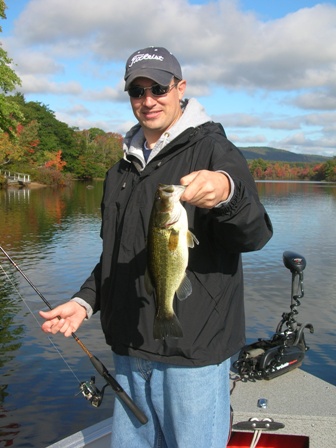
39, 301, 87, 337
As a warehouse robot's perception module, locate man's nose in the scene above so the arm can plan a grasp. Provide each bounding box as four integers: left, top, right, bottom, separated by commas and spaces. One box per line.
142, 89, 157, 105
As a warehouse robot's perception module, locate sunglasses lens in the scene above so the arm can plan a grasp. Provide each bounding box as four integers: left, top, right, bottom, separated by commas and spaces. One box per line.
128, 87, 144, 98
128, 83, 174, 98
151, 85, 169, 96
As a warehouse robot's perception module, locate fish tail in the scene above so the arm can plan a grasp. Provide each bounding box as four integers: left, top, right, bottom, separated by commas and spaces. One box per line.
153, 313, 183, 340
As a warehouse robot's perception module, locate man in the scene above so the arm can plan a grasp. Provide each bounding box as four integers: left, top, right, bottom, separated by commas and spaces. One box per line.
40, 47, 273, 447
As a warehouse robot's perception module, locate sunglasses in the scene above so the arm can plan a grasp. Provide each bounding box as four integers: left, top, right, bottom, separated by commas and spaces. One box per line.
127, 82, 178, 99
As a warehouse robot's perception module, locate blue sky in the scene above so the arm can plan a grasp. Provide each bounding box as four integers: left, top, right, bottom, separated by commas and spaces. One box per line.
2, 0, 336, 156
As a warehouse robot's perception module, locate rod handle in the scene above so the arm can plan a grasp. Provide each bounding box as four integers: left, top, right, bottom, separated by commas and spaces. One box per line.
115, 389, 148, 425
90, 355, 148, 425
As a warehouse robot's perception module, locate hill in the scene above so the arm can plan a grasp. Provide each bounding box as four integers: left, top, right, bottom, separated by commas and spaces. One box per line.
239, 146, 329, 163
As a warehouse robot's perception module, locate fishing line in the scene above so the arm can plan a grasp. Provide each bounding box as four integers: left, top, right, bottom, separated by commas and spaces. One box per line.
0, 262, 82, 384
0, 245, 148, 425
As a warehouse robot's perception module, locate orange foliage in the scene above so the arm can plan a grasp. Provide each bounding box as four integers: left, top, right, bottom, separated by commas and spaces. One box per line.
45, 150, 67, 171
248, 160, 327, 181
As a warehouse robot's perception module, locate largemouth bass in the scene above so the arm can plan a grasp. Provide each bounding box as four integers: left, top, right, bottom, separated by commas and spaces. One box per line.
145, 184, 199, 340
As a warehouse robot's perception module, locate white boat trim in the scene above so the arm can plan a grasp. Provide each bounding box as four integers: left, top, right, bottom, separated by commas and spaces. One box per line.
48, 417, 112, 448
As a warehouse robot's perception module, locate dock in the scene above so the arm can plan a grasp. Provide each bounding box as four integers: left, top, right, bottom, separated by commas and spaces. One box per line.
0, 170, 31, 186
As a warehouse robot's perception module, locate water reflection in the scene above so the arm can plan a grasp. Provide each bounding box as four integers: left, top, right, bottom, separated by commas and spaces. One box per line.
0, 180, 335, 447
0, 270, 25, 446
0, 273, 24, 366
256, 180, 336, 198
0, 181, 109, 447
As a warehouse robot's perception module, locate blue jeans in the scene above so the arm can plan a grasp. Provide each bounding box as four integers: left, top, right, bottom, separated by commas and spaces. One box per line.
110, 354, 231, 448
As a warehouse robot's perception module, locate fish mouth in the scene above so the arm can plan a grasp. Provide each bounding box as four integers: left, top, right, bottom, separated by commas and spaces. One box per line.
154, 184, 186, 226
158, 184, 186, 198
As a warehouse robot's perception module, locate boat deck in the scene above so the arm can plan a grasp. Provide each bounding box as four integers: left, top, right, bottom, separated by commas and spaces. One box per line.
230, 368, 336, 447
49, 368, 336, 447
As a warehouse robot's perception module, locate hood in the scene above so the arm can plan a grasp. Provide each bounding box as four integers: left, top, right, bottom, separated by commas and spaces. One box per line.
123, 98, 212, 169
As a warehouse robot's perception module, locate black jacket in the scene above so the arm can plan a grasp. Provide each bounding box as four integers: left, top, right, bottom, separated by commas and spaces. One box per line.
73, 121, 273, 366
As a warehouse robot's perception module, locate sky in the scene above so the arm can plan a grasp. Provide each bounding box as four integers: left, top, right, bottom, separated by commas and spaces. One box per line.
1, 0, 336, 157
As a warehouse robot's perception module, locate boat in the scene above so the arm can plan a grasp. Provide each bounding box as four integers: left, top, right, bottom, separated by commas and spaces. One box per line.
48, 252, 336, 447
48, 367, 336, 447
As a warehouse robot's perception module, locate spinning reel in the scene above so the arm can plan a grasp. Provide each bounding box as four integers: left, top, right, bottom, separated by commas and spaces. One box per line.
234, 251, 314, 381
79, 376, 108, 408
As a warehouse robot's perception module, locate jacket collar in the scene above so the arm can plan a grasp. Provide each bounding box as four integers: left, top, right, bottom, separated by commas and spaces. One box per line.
123, 98, 212, 170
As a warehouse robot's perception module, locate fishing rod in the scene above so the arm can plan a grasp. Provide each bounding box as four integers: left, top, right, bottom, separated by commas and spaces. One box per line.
0, 245, 148, 425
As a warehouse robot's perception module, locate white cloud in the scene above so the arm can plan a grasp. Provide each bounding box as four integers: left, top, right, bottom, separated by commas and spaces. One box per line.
84, 85, 126, 103
292, 88, 336, 111
269, 132, 336, 157
55, 111, 136, 135
213, 113, 262, 128
3, 0, 336, 156
18, 74, 82, 95
62, 104, 91, 117
10, 1, 336, 91
230, 133, 267, 144
213, 112, 304, 131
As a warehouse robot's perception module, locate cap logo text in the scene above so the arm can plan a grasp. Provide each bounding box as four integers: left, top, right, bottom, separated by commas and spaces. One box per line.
129, 53, 164, 67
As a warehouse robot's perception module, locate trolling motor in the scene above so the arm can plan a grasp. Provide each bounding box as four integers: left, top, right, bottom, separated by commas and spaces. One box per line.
234, 251, 314, 381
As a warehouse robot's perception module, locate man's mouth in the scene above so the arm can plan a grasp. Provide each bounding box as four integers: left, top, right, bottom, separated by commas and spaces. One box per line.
142, 110, 161, 120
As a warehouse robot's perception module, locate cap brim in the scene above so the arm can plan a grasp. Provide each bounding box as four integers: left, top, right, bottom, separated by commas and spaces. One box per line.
124, 69, 175, 90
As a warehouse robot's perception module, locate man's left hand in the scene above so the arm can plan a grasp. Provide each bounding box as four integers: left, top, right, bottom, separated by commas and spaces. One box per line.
180, 170, 231, 209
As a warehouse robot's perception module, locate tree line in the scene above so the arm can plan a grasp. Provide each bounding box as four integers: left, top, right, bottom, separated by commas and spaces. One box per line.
0, 93, 123, 185
248, 158, 336, 182
1, 92, 336, 186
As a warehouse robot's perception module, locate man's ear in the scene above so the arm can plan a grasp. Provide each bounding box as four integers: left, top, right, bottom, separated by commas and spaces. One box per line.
177, 80, 187, 99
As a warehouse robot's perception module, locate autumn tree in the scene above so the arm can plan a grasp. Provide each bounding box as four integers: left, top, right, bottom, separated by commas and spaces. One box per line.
0, 119, 40, 167
0, 131, 18, 165
248, 160, 328, 181
249, 158, 268, 179
0, 1, 22, 137
16, 120, 40, 162
44, 149, 67, 171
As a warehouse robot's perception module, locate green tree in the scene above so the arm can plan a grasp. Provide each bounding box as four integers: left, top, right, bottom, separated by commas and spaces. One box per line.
323, 157, 336, 182
9, 96, 77, 166
0, 1, 22, 136
88, 127, 106, 140
249, 158, 268, 179
72, 129, 123, 179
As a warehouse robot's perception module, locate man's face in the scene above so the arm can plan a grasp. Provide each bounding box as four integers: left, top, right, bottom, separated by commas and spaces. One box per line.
129, 77, 186, 144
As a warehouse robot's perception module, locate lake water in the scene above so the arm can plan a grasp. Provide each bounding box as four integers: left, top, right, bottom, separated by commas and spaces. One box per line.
0, 180, 335, 447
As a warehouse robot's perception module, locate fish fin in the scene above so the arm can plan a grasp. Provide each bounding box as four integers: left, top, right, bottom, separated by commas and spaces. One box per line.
187, 230, 199, 248
176, 274, 192, 301
153, 313, 183, 340
168, 229, 179, 251
144, 268, 154, 295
